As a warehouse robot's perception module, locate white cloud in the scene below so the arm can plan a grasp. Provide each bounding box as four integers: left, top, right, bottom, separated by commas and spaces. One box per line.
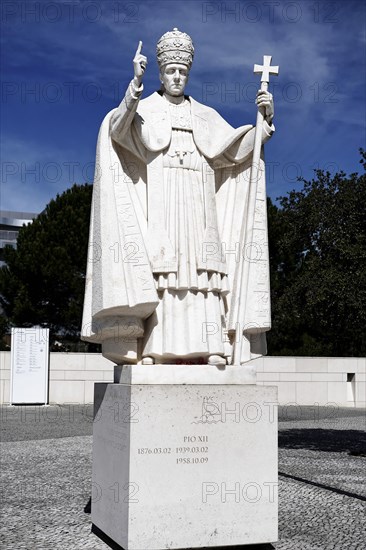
1, 0, 364, 211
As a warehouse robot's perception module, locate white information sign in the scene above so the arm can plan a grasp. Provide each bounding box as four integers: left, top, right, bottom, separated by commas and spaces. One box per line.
10, 327, 49, 404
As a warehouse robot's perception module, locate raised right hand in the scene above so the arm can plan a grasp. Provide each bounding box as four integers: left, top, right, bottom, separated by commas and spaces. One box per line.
133, 41, 147, 87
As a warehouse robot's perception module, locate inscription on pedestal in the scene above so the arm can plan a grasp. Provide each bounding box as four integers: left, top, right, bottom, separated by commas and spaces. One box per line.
92, 382, 278, 550
137, 435, 210, 465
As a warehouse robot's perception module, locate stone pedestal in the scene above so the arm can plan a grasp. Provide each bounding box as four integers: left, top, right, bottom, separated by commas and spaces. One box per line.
92, 365, 278, 549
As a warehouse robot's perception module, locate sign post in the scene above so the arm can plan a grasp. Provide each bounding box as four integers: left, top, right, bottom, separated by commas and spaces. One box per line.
10, 327, 49, 404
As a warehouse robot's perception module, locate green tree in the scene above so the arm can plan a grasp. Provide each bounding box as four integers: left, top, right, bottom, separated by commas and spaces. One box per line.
0, 315, 9, 350
267, 150, 366, 356
0, 184, 94, 346
2, 155, 365, 357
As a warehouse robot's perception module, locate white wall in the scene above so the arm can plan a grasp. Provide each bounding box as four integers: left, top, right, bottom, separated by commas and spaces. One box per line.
254, 356, 365, 407
0, 352, 113, 406
0, 352, 364, 407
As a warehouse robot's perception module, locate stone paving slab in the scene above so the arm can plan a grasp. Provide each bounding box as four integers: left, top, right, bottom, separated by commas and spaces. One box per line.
0, 406, 365, 549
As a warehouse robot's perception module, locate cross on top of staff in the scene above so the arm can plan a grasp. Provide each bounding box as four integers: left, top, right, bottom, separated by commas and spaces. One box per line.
254, 55, 279, 83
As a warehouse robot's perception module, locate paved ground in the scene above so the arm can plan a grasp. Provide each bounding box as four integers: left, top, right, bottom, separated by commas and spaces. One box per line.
0, 404, 365, 550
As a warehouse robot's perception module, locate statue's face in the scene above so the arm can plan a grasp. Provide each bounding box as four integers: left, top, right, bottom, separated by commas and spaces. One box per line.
160, 63, 189, 96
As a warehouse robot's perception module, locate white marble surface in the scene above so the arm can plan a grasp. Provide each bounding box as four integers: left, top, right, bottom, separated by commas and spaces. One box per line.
92, 382, 278, 549
114, 363, 256, 385
81, 29, 275, 366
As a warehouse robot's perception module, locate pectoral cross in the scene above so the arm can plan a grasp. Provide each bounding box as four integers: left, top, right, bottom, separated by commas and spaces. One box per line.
175, 150, 187, 163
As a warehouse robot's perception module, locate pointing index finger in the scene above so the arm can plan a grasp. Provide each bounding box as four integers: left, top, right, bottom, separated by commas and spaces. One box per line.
136, 40, 143, 55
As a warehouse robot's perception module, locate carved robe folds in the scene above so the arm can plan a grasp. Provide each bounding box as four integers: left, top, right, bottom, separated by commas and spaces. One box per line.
81, 84, 274, 364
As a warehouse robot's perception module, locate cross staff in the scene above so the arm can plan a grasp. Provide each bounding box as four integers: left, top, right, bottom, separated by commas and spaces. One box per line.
254, 55, 279, 86
232, 55, 279, 366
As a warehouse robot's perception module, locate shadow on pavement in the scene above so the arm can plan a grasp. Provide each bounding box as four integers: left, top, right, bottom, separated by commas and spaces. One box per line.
84, 497, 91, 514
278, 471, 366, 502
91, 525, 275, 550
279, 428, 366, 453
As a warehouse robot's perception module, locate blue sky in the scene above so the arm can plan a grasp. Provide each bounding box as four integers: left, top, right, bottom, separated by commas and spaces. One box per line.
1, 0, 365, 212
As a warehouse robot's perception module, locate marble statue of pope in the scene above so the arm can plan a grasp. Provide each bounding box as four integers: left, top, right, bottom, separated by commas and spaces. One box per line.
81, 29, 275, 367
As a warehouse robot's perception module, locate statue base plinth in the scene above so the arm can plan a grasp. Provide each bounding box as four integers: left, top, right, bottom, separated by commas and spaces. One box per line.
114, 362, 257, 385
92, 365, 278, 549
